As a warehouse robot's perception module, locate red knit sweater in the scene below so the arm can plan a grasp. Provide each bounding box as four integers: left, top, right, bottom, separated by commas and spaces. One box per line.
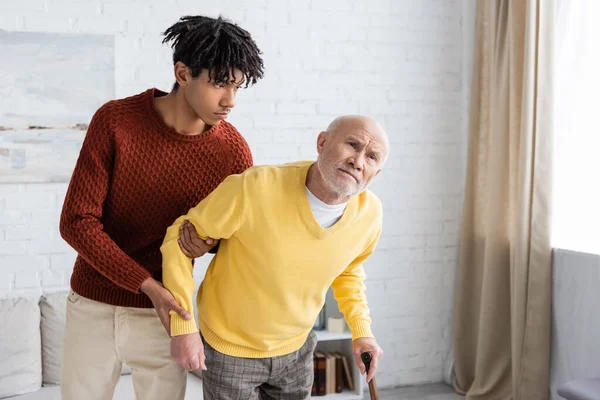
59, 88, 253, 308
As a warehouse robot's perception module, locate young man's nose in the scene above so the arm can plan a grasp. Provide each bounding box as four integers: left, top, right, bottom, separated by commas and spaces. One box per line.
220, 89, 236, 109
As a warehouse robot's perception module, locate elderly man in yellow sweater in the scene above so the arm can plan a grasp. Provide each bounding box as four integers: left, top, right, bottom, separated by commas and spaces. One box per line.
160, 115, 388, 399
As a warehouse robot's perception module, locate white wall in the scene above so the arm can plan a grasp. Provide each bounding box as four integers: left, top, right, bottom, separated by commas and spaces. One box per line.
0, 0, 468, 388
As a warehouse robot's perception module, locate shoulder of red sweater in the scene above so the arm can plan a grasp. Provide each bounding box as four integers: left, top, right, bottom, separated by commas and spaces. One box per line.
109, 89, 150, 108
215, 121, 252, 154
216, 120, 243, 137
93, 89, 149, 116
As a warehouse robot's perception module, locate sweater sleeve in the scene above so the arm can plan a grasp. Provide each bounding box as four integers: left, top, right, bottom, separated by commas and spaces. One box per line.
207, 131, 253, 254
59, 103, 152, 293
331, 225, 382, 340
161, 172, 246, 336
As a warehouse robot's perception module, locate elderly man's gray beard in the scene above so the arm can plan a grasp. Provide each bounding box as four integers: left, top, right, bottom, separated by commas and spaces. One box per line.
317, 159, 367, 198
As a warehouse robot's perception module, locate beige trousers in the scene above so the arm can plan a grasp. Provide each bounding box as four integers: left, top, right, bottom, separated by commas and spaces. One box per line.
60, 290, 186, 400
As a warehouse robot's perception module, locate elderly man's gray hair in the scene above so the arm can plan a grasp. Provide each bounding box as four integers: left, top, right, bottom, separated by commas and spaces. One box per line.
324, 116, 346, 136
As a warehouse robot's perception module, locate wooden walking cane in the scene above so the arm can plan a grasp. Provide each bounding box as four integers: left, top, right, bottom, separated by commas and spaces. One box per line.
361, 352, 379, 400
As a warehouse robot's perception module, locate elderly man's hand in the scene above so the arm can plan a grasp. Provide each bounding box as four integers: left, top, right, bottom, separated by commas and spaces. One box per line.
352, 337, 383, 383
171, 333, 206, 371
178, 220, 219, 258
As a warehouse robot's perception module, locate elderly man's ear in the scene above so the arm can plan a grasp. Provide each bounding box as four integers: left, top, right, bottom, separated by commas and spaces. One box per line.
316, 131, 328, 154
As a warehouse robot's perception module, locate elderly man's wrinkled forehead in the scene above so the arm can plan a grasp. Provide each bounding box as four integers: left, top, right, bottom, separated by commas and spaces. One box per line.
326, 116, 389, 156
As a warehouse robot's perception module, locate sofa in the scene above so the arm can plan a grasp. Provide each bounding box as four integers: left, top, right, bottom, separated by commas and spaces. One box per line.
0, 291, 203, 399
557, 378, 600, 400
551, 250, 600, 400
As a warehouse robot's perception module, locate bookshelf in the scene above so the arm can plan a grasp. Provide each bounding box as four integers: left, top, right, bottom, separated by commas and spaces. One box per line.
311, 289, 365, 399
312, 329, 364, 399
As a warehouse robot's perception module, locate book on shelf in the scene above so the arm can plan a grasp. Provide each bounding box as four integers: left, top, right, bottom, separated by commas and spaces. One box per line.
312, 350, 354, 396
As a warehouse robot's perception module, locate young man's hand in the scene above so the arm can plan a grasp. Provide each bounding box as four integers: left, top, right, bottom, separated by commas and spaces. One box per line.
352, 337, 383, 383
171, 333, 206, 371
140, 278, 191, 335
178, 220, 219, 258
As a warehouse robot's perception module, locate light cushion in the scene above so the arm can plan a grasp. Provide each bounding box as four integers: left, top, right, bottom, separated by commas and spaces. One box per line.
0, 297, 42, 398
39, 290, 131, 384
39, 291, 68, 386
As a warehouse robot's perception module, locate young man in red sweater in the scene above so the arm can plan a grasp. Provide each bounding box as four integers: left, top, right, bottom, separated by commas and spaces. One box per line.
58, 15, 264, 400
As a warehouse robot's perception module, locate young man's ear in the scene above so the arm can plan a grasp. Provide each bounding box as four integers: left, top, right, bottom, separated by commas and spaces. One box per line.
174, 62, 190, 88
316, 131, 328, 154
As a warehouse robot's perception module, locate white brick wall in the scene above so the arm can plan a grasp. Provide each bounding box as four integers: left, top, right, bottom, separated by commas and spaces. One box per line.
0, 0, 469, 388
0, 183, 71, 297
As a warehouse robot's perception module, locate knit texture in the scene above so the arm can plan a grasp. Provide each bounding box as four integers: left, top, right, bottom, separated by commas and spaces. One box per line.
59, 88, 252, 308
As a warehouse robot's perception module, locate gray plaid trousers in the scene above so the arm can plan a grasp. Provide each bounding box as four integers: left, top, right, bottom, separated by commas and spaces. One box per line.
201, 331, 318, 400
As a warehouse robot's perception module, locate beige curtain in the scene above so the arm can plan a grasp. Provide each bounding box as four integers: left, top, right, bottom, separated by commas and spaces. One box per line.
452, 1, 554, 399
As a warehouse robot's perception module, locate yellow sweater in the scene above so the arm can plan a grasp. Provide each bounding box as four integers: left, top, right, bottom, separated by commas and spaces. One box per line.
161, 161, 382, 358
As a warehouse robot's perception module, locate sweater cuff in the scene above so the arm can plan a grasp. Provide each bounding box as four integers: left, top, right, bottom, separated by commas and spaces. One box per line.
123, 266, 153, 294
349, 320, 374, 340
170, 311, 199, 337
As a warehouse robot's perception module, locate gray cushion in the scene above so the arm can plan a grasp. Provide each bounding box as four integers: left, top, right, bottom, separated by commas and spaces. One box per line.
39, 291, 68, 386
558, 378, 600, 400
39, 290, 131, 385
0, 297, 42, 398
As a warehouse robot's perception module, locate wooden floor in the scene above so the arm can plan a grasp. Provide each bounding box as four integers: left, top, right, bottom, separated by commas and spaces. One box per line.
362, 383, 464, 400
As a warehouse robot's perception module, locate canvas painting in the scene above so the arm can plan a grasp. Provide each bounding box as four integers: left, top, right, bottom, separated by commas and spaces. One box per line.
0, 127, 86, 183
0, 31, 114, 183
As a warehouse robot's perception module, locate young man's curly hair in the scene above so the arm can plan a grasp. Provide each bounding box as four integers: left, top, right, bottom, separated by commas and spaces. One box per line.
162, 15, 265, 90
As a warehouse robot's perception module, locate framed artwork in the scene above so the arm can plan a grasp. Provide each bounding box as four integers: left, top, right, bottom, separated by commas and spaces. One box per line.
0, 31, 114, 183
